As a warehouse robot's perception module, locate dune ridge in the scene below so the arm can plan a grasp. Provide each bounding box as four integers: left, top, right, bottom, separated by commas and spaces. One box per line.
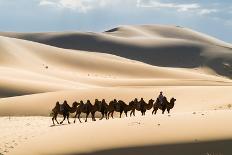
0, 35, 231, 98
1, 25, 232, 78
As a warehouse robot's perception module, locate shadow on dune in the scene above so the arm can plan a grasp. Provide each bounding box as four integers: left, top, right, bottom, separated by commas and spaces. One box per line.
67, 139, 232, 155
0, 31, 232, 78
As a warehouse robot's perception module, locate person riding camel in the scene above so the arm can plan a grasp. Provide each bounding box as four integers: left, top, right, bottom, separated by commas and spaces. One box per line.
158, 92, 164, 105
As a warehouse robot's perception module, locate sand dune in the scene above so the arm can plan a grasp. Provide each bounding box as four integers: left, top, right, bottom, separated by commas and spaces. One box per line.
0, 35, 231, 98
0, 25, 232, 155
1, 86, 232, 116
7, 110, 232, 155
1, 25, 232, 78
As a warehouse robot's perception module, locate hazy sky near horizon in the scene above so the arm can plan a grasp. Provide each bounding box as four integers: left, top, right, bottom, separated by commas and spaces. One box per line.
0, 0, 231, 42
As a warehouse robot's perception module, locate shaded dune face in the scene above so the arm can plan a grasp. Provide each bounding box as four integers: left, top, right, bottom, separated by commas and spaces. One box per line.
0, 25, 232, 98
0, 25, 231, 78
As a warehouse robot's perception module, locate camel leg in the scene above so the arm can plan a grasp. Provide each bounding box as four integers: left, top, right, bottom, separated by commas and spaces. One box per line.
74, 112, 78, 123
60, 114, 66, 124
55, 114, 59, 124
107, 112, 110, 119
85, 113, 89, 122
52, 113, 57, 125
104, 112, 108, 120
78, 113, 82, 123
152, 109, 155, 115
67, 113, 70, 124
133, 110, 135, 116
111, 111, 114, 119
162, 108, 166, 114
120, 111, 123, 118
99, 112, 104, 120
130, 110, 133, 117
92, 112, 96, 121
125, 111, 128, 117
167, 109, 170, 113
52, 116, 55, 125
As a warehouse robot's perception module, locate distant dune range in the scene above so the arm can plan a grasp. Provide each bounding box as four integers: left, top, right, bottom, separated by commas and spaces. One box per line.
1, 25, 232, 78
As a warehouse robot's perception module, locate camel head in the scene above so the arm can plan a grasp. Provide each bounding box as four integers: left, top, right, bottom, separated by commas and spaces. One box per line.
63, 100, 68, 105
170, 98, 176, 103
79, 100, 84, 106
134, 98, 138, 102
102, 99, 106, 104
140, 98, 145, 103
72, 101, 79, 108
148, 99, 154, 104
95, 99, 99, 103
87, 100, 91, 105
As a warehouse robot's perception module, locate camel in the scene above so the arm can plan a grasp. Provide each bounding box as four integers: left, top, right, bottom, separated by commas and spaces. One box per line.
107, 99, 118, 119
73, 100, 84, 123
107, 99, 130, 118
166, 97, 176, 113
141, 99, 154, 116
152, 97, 176, 114
51, 100, 79, 125
90, 99, 101, 121
134, 98, 145, 116
137, 98, 154, 116
74, 100, 100, 123
118, 100, 130, 117
129, 98, 138, 117
99, 99, 108, 120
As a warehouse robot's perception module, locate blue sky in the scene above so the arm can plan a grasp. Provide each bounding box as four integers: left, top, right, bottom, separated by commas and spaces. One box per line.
0, 0, 231, 42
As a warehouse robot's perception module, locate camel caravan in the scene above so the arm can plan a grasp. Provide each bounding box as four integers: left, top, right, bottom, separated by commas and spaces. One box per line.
51, 92, 176, 125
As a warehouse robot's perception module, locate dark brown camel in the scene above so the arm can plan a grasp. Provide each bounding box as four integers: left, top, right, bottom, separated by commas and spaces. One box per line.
129, 98, 138, 117
74, 100, 100, 123
166, 97, 176, 113
107, 99, 118, 119
141, 99, 154, 116
51, 100, 79, 125
107, 99, 130, 118
74, 100, 96, 123
99, 99, 108, 120
73, 100, 85, 123
138, 98, 147, 116
152, 97, 176, 114
90, 99, 101, 121
118, 100, 130, 117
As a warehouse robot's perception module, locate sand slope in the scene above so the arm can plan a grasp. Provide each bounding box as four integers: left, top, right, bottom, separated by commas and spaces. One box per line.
7, 110, 232, 155
0, 35, 231, 98
1, 86, 232, 116
1, 25, 232, 78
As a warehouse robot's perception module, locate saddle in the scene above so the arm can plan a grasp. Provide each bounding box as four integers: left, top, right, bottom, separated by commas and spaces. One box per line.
60, 104, 65, 112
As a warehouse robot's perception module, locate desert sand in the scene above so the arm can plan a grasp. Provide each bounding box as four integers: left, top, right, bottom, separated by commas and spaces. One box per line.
0, 25, 232, 155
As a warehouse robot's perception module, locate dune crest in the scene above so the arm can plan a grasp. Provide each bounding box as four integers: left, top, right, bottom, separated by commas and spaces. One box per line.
1, 25, 232, 78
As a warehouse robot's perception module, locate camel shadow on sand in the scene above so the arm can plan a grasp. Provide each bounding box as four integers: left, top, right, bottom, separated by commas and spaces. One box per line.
67, 139, 232, 155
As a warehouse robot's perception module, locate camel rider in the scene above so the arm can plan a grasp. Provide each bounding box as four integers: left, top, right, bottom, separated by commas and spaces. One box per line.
158, 92, 164, 105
